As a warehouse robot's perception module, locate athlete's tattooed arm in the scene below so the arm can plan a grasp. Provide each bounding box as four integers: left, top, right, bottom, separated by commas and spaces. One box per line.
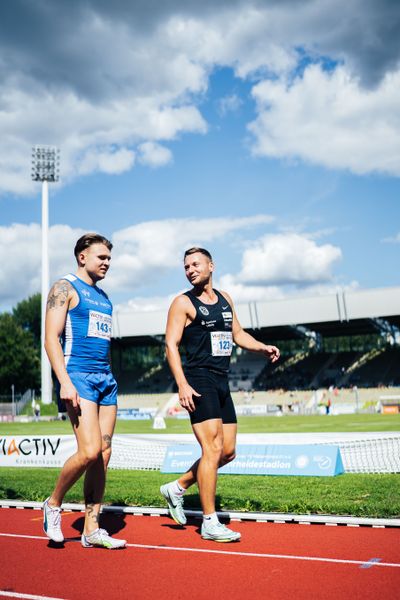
45, 279, 80, 409
46, 280, 73, 310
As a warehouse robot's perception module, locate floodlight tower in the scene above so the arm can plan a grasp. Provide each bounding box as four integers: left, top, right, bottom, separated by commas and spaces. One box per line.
31, 145, 60, 404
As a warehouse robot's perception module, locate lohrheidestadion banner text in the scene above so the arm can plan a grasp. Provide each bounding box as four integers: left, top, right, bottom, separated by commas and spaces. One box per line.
161, 444, 344, 477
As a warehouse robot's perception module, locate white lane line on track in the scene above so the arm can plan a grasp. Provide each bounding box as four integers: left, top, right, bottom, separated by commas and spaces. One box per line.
0, 592, 67, 600
1, 532, 399, 569
127, 543, 400, 569
0, 533, 46, 541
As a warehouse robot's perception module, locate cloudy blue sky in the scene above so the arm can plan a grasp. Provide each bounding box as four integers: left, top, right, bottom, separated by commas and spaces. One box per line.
0, 0, 399, 313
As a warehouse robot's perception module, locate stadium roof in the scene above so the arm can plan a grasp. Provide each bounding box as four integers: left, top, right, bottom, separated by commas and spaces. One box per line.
112, 285, 400, 343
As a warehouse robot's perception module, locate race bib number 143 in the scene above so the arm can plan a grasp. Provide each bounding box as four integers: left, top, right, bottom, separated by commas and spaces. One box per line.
88, 311, 112, 340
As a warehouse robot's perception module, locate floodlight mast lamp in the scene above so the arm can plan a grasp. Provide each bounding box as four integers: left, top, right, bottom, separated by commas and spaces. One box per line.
31, 146, 60, 405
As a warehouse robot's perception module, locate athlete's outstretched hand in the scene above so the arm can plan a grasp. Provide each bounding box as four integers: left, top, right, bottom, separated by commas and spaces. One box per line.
178, 382, 201, 413
60, 381, 81, 410
262, 345, 280, 363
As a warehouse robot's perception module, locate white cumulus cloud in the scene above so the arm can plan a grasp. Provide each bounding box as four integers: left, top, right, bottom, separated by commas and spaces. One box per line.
248, 64, 400, 176
137, 142, 173, 167
78, 147, 136, 176
107, 214, 274, 291
236, 233, 342, 286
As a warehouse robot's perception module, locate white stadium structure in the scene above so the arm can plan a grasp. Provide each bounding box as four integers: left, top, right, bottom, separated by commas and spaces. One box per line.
111, 285, 400, 398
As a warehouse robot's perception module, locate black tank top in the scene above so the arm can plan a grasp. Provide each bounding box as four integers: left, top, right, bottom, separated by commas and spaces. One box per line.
182, 289, 233, 373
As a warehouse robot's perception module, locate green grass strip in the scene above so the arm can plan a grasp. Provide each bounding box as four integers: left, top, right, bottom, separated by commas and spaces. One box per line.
1, 468, 399, 518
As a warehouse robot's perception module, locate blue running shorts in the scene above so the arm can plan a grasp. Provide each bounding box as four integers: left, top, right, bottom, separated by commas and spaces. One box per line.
68, 372, 118, 406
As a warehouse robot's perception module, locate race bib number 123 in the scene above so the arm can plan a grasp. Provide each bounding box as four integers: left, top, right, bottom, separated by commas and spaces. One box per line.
210, 331, 233, 356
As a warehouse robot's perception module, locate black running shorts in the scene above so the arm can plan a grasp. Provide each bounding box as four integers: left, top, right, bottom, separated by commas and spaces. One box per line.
185, 367, 237, 425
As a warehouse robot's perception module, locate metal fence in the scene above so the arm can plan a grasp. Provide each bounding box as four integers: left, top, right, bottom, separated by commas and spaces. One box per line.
0, 389, 34, 417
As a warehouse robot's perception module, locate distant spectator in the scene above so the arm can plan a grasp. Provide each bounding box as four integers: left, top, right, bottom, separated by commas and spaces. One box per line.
34, 402, 41, 422
326, 397, 331, 415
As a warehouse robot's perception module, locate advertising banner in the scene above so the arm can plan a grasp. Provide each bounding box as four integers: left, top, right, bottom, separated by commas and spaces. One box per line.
0, 435, 76, 468
0, 436, 344, 475
161, 443, 344, 476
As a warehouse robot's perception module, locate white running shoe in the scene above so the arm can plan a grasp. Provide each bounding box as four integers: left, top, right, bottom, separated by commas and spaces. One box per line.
81, 528, 127, 549
201, 520, 241, 542
160, 483, 187, 525
43, 497, 64, 543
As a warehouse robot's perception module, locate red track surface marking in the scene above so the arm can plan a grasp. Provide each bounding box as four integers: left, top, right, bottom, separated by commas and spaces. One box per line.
0, 508, 399, 600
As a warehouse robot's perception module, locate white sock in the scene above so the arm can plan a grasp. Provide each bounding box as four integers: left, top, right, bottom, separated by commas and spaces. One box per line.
170, 480, 186, 496
203, 512, 219, 525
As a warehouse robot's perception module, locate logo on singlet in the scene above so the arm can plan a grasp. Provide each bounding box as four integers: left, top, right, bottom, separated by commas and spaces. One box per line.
199, 306, 209, 316
82, 289, 90, 297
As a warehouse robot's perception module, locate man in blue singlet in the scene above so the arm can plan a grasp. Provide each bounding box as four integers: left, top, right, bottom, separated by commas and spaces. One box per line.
42, 233, 126, 549
161, 247, 280, 542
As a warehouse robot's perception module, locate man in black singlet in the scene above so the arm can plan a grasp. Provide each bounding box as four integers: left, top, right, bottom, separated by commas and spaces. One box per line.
160, 247, 280, 542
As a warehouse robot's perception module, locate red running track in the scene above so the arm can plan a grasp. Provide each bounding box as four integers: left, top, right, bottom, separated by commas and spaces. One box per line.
0, 508, 399, 600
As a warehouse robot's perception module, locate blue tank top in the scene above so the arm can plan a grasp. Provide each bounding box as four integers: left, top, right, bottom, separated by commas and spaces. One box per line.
182, 289, 233, 374
61, 274, 113, 373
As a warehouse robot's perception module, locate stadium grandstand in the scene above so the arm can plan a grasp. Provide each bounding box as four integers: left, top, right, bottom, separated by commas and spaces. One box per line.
111, 285, 400, 416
